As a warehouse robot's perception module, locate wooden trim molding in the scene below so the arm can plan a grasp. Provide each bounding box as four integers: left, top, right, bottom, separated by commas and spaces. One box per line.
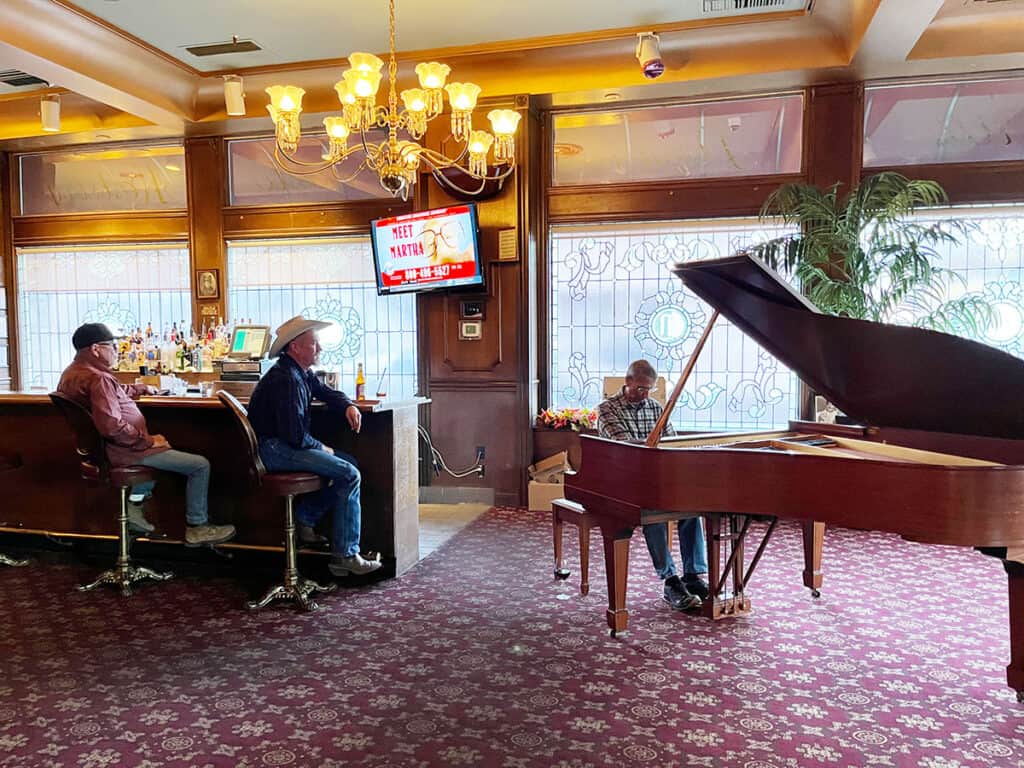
547, 173, 806, 224
864, 161, 1024, 206
11, 212, 189, 246
1, 152, 18, 390
222, 200, 412, 239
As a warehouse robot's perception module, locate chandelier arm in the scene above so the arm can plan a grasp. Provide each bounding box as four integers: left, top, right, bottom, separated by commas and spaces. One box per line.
273, 145, 351, 176
415, 148, 517, 182
329, 157, 373, 184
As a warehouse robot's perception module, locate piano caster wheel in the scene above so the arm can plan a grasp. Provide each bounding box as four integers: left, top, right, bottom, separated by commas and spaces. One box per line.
811, 589, 821, 598
554, 568, 571, 580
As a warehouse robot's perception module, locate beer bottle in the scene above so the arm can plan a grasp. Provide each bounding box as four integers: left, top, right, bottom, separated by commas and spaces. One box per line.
356, 363, 366, 400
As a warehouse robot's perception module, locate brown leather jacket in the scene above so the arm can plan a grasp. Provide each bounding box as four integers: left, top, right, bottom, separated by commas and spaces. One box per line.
56, 351, 170, 466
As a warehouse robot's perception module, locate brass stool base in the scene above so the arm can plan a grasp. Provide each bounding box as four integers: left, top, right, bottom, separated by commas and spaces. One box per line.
0, 553, 29, 567
78, 565, 174, 597
247, 577, 337, 612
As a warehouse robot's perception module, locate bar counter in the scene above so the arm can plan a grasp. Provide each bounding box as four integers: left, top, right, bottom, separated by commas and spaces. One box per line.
0, 393, 426, 576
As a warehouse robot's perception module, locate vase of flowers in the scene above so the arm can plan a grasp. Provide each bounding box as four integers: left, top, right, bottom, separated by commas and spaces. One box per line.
537, 407, 598, 432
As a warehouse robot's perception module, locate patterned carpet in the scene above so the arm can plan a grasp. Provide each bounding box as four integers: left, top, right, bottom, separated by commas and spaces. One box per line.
1, 507, 1023, 768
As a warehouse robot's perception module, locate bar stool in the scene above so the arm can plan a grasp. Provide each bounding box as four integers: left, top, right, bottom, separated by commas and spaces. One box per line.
0, 452, 29, 567
218, 391, 336, 612
49, 393, 174, 595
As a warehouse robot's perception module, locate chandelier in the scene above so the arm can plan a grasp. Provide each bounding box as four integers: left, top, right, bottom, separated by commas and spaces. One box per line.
264, 0, 521, 200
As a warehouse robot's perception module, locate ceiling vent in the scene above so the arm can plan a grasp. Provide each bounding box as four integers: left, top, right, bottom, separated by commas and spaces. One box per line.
185, 38, 262, 58
700, 0, 811, 15
0, 69, 48, 88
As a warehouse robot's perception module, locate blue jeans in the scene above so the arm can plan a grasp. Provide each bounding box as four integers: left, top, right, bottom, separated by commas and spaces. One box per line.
130, 449, 211, 526
642, 517, 708, 580
258, 438, 362, 557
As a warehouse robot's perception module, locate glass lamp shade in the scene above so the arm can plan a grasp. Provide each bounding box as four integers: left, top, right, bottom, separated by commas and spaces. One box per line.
487, 109, 521, 136
348, 52, 384, 73
343, 68, 382, 99
444, 82, 481, 112
415, 62, 451, 90
265, 85, 305, 114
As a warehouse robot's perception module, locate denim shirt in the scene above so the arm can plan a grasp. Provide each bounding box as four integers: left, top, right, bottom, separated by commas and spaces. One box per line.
247, 353, 354, 450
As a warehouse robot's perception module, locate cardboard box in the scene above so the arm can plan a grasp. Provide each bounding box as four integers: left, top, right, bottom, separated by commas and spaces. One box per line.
528, 451, 571, 483
528, 480, 565, 512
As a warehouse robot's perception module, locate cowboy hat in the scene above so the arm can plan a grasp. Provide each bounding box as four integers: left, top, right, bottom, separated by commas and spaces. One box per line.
269, 315, 331, 358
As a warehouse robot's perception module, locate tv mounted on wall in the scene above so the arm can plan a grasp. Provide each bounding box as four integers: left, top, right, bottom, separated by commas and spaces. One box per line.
370, 204, 484, 296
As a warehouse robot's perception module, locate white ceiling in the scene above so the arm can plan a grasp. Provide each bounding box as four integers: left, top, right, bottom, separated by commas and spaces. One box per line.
70, 0, 810, 72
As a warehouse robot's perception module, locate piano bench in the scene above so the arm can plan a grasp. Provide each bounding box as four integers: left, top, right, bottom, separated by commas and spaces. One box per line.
551, 498, 593, 596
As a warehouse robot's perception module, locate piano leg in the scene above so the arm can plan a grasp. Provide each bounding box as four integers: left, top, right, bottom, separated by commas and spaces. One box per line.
600, 525, 633, 636
553, 513, 570, 581
1005, 559, 1024, 702
802, 521, 825, 598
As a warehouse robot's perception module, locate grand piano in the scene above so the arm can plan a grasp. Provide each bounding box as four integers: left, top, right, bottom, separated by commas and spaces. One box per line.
564, 253, 1024, 701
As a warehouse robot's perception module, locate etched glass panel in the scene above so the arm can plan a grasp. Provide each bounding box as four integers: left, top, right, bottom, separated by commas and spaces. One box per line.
552, 94, 803, 186
864, 78, 1024, 167
17, 145, 186, 216
17, 243, 191, 390
227, 238, 417, 399
549, 219, 799, 432
227, 134, 394, 206
893, 206, 1024, 356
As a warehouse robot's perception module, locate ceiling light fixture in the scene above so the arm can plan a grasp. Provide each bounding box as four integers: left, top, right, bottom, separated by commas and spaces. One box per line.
264, 0, 520, 200
223, 74, 246, 116
40, 93, 60, 132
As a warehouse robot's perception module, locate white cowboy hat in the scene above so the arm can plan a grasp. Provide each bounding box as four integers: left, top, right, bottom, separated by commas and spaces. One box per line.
269, 315, 331, 358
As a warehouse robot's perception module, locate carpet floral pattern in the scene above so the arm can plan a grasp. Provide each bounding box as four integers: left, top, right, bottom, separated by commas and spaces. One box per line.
1, 508, 1023, 767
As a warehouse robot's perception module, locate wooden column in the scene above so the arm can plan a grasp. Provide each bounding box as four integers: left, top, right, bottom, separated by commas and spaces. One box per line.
185, 137, 226, 330
806, 82, 864, 195
0, 151, 16, 391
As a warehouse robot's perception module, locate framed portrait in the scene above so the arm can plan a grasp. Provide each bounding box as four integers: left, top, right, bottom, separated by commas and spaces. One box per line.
196, 268, 220, 300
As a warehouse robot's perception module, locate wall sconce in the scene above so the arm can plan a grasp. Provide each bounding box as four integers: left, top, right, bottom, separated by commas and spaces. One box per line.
40, 94, 61, 132
223, 74, 246, 116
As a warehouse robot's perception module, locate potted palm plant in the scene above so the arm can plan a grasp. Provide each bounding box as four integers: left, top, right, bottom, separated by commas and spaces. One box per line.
746, 172, 991, 335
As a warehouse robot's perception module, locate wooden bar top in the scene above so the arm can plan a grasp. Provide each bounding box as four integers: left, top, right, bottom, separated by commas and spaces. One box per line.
0, 392, 428, 412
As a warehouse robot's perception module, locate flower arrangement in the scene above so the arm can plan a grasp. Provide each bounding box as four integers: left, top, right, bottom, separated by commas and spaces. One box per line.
537, 407, 597, 432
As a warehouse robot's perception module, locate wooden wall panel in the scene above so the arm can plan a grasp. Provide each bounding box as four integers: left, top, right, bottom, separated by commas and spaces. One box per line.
222, 200, 412, 239
425, 385, 522, 507
420, 96, 536, 504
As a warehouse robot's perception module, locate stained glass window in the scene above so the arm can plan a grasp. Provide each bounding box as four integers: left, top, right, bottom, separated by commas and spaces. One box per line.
16, 243, 191, 390
549, 219, 799, 432
227, 238, 417, 399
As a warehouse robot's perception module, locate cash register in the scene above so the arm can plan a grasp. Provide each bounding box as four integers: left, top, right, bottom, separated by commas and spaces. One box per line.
215, 325, 274, 396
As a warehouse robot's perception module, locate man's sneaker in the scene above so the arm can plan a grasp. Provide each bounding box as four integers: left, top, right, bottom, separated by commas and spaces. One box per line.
328, 553, 382, 577
297, 524, 330, 549
184, 524, 236, 547
683, 574, 711, 601
663, 576, 701, 611
126, 502, 155, 535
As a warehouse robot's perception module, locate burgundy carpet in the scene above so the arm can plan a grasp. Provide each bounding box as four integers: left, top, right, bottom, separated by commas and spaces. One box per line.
1, 508, 1022, 767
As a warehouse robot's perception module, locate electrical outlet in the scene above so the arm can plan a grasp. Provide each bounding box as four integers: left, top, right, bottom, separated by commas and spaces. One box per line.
476, 445, 485, 460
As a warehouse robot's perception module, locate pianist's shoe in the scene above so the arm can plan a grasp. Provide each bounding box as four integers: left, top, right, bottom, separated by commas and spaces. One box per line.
664, 576, 701, 611
683, 573, 710, 601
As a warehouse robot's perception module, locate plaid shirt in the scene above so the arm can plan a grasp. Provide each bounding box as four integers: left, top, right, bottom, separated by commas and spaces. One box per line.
597, 388, 676, 442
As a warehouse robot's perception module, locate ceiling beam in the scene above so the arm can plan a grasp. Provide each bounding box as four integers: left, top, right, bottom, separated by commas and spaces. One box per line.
0, 0, 199, 128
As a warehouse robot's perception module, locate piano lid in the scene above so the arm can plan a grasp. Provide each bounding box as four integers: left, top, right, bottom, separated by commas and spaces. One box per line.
673, 253, 1024, 440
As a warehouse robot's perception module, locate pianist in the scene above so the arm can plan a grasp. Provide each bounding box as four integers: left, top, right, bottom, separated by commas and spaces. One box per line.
597, 359, 709, 611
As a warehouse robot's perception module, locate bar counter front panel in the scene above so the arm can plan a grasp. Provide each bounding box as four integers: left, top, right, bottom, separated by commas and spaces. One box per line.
0, 394, 425, 577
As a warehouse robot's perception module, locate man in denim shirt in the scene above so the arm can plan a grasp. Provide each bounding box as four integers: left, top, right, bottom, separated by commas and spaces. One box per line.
247, 316, 381, 576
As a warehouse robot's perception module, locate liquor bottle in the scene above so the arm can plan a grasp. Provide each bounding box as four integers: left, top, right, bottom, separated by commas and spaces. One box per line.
355, 363, 366, 400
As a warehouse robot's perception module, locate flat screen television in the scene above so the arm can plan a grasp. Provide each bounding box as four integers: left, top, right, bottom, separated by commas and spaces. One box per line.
371, 204, 483, 296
